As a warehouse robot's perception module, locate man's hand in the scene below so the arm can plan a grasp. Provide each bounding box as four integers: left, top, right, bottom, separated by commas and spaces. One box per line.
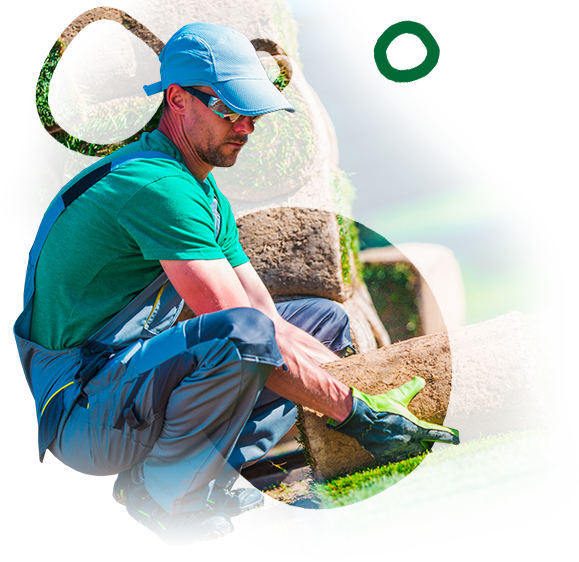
327, 377, 459, 464
161, 259, 354, 422
233, 263, 340, 364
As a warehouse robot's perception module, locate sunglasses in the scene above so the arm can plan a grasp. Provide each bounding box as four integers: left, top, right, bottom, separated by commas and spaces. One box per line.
183, 87, 264, 124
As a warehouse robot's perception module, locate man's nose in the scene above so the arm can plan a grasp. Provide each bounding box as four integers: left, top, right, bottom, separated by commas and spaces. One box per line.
233, 115, 255, 134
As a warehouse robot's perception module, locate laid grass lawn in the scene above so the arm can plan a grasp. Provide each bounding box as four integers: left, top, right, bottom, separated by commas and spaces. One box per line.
318, 401, 579, 562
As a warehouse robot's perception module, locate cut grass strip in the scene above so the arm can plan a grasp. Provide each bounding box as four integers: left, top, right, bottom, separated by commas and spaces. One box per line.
321, 429, 579, 562
319, 399, 579, 498
321, 428, 549, 498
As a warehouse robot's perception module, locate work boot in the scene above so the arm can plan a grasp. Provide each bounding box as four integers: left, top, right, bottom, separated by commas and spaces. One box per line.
113, 472, 233, 545
327, 378, 459, 465
207, 485, 264, 516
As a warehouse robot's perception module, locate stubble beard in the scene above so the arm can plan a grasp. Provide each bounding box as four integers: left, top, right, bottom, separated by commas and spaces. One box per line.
200, 134, 249, 168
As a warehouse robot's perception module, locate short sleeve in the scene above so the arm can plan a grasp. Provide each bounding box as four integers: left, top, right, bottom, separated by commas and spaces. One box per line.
118, 174, 225, 261
207, 175, 249, 268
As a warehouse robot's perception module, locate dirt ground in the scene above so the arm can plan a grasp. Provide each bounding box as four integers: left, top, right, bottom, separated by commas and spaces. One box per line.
0, 472, 316, 562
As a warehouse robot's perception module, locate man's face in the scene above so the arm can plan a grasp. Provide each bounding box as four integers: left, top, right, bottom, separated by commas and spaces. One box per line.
182, 85, 255, 168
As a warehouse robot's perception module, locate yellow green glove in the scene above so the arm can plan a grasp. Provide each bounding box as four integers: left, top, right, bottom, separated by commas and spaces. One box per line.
327, 376, 459, 464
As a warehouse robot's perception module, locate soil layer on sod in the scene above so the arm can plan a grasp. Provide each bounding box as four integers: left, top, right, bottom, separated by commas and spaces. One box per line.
319, 401, 579, 562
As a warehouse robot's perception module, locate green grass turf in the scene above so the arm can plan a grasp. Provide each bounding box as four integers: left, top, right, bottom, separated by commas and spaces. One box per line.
0, 0, 84, 145
330, 170, 363, 284
319, 401, 579, 562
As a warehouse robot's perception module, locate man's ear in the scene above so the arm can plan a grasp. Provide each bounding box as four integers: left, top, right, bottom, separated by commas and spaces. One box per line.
164, 84, 188, 115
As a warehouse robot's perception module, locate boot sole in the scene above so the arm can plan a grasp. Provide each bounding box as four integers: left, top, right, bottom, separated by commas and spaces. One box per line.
220, 490, 265, 515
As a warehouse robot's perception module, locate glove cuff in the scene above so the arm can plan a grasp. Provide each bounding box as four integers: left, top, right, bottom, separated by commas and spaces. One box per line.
326, 388, 359, 430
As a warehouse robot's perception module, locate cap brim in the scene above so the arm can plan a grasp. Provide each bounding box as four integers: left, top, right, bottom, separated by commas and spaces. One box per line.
143, 82, 163, 96
212, 78, 295, 115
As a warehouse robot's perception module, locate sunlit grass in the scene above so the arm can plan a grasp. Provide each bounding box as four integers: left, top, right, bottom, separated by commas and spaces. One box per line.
319, 400, 579, 562
323, 399, 579, 497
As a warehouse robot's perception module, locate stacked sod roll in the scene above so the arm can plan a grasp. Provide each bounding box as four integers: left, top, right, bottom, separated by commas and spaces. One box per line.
299, 312, 545, 478
46, 0, 389, 351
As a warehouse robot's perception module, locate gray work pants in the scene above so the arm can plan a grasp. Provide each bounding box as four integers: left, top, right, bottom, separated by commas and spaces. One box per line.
49, 299, 351, 514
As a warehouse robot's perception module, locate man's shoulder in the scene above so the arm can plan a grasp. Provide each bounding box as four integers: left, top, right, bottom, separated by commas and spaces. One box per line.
66, 131, 187, 189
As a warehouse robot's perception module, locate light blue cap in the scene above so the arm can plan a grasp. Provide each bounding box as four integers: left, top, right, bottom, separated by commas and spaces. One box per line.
143, 22, 295, 116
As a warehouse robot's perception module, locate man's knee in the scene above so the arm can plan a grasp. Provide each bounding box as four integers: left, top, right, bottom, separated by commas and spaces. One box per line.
320, 299, 350, 330
276, 297, 352, 354
184, 308, 284, 367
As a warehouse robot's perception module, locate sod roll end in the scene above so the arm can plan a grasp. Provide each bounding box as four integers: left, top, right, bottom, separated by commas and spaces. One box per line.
299, 312, 542, 480
232, 167, 352, 302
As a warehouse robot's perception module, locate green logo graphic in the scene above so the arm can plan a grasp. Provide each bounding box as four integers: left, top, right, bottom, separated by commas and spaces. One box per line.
374, 21, 440, 83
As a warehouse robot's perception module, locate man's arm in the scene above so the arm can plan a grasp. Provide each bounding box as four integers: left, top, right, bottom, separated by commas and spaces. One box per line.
161, 258, 251, 313
160, 259, 353, 422
233, 262, 342, 365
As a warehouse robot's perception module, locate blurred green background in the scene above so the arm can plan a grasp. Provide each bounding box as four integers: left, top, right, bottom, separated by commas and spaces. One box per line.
358, 152, 579, 323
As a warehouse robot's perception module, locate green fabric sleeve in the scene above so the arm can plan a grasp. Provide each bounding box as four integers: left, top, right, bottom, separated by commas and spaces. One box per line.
207, 174, 249, 268
118, 175, 226, 262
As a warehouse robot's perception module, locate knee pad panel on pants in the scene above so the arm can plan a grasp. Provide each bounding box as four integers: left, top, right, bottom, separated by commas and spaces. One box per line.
276, 298, 352, 354
183, 308, 284, 367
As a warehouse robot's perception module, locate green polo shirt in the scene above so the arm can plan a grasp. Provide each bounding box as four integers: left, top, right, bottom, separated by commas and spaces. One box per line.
30, 130, 248, 350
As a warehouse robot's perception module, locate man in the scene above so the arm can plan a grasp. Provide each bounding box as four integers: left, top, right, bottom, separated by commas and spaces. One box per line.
14, 22, 458, 545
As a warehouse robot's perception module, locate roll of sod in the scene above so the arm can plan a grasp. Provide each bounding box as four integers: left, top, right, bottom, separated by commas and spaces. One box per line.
359, 243, 466, 341
58, 0, 299, 102
0, 0, 86, 146
232, 162, 352, 302
300, 312, 545, 478
530, 311, 579, 402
